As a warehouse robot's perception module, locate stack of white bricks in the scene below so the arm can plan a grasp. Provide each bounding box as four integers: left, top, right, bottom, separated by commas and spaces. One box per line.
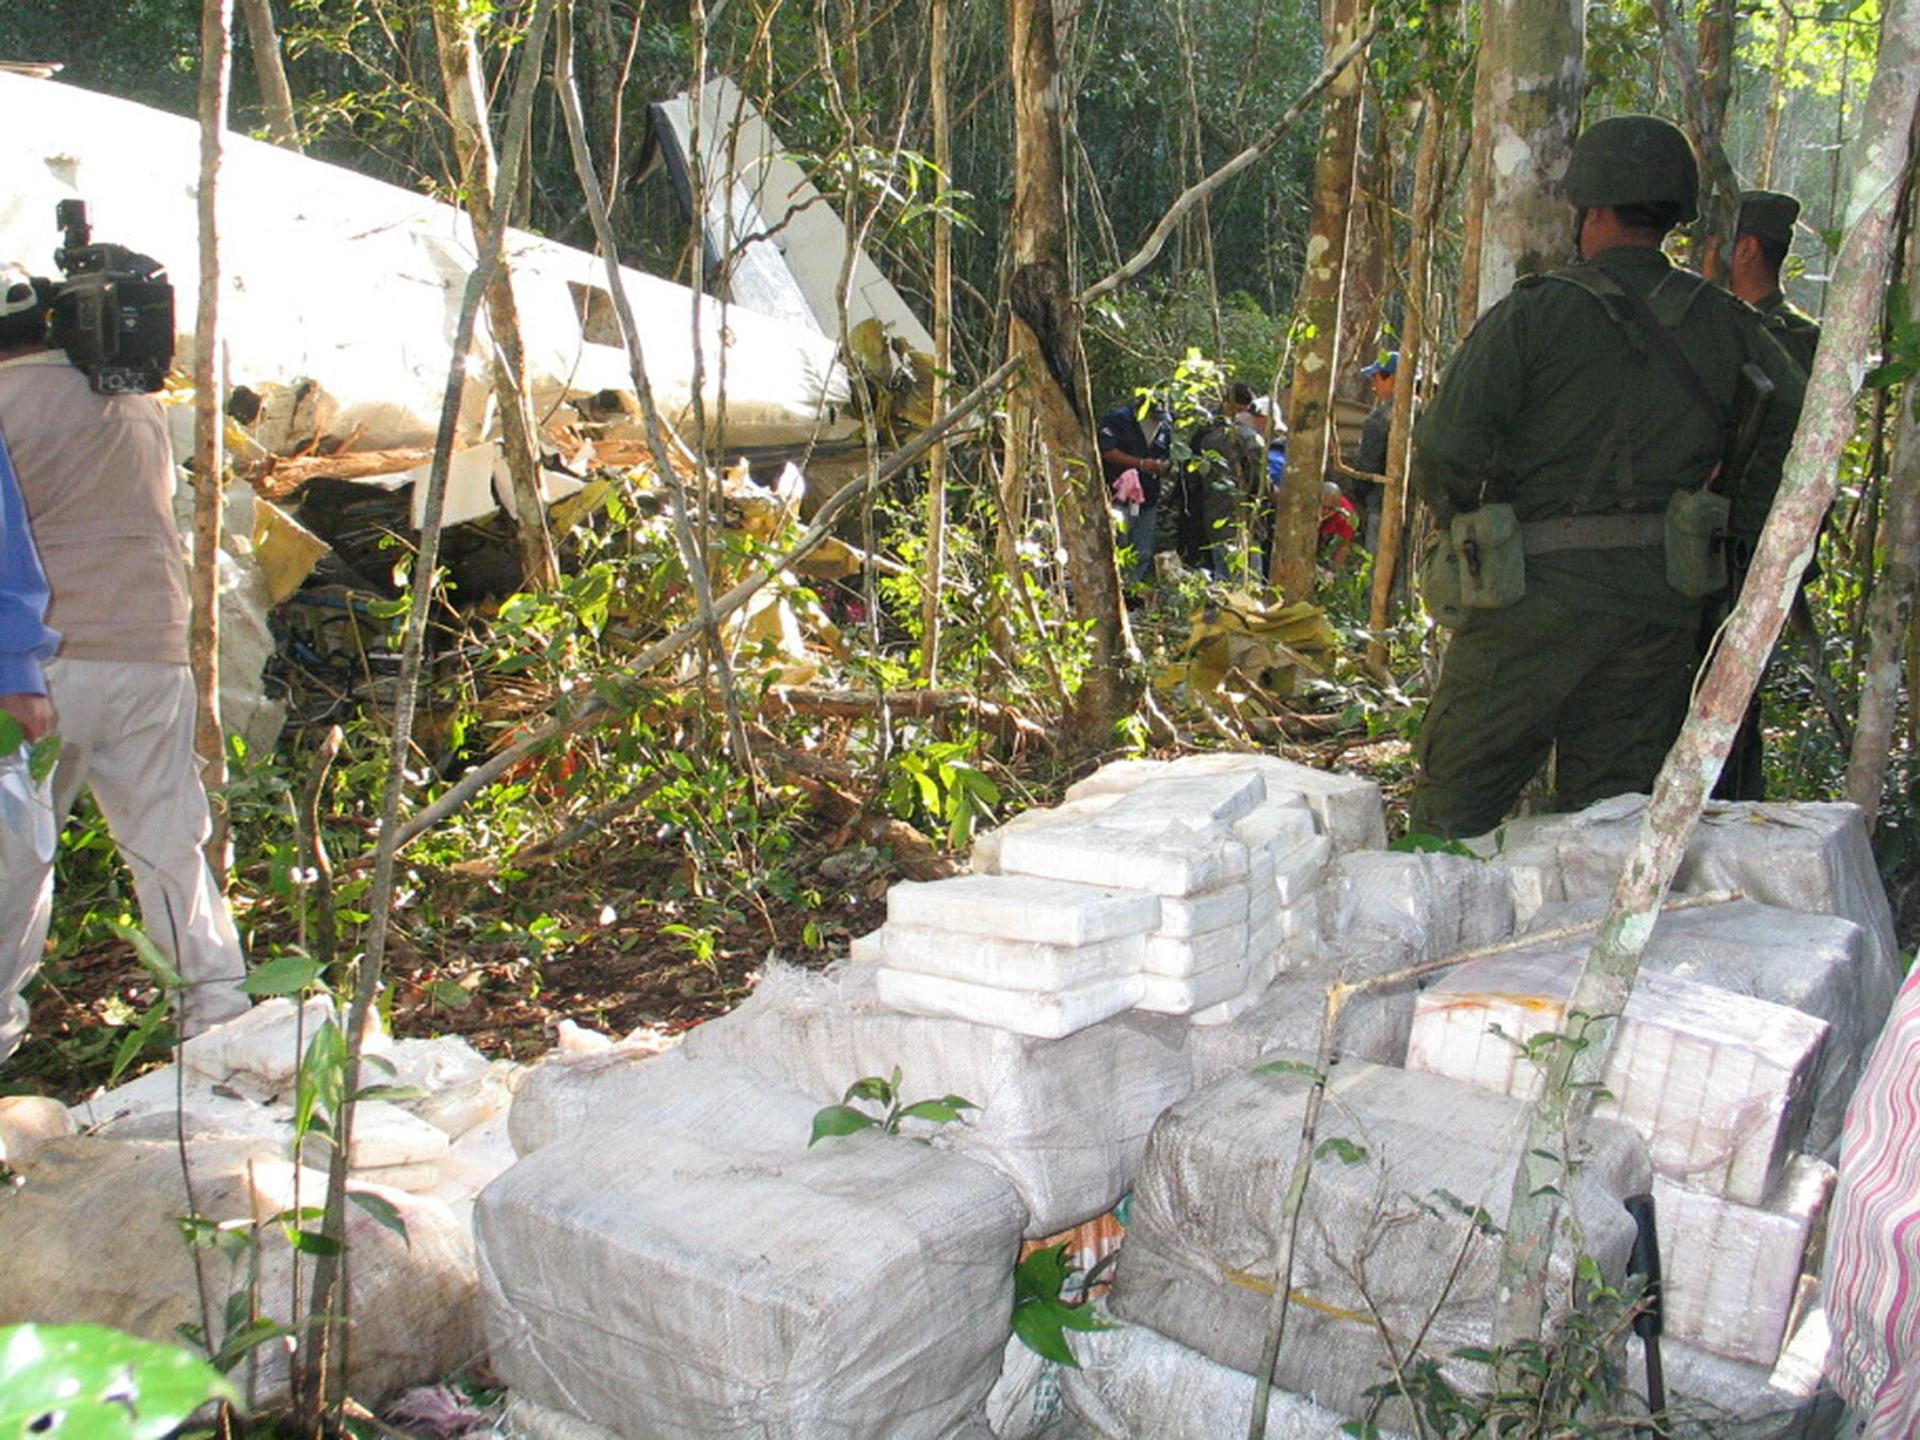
1406, 942, 1838, 1371
868, 759, 1352, 1034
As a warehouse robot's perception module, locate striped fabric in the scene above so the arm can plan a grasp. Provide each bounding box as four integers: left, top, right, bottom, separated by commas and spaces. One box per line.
1825, 963, 1920, 1437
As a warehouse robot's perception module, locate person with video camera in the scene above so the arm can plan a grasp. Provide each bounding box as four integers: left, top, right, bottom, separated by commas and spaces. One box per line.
0, 263, 249, 1065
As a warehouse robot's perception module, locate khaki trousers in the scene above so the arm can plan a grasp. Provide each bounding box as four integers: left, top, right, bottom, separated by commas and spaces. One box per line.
0, 658, 248, 1062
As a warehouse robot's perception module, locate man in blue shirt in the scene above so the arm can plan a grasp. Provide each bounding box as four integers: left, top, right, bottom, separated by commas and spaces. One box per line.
0, 418, 56, 745
1098, 395, 1171, 585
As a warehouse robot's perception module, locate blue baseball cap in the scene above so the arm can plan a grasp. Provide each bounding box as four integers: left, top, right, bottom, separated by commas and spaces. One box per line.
1360, 351, 1399, 378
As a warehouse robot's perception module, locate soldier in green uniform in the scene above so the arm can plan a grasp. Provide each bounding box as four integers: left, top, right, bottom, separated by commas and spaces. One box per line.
1406, 116, 1806, 839
1705, 189, 1818, 800
1710, 190, 1820, 373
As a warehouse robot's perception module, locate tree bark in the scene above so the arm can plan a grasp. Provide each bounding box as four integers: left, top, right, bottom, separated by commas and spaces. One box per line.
430, 0, 559, 592
237, 0, 300, 151
1472, 0, 1582, 304
1848, 233, 1920, 826
1758, 2, 1794, 188
1648, 0, 1743, 261
553, 0, 755, 773
920, 0, 952, 683
1269, 0, 1369, 601
296, 10, 557, 1419
1490, 0, 1920, 1360
192, 0, 234, 883
1338, 99, 1390, 379
1366, 88, 1442, 670
1007, 0, 1137, 737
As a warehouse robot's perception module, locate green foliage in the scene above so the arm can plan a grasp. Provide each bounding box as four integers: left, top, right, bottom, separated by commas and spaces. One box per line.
1387, 832, 1476, 857
1010, 1244, 1121, 1369
0, 1323, 237, 1440
884, 732, 1002, 848
807, 1068, 977, 1146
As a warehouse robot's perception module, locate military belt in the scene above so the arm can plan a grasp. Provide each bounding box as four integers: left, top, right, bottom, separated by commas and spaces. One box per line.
1520, 513, 1667, 555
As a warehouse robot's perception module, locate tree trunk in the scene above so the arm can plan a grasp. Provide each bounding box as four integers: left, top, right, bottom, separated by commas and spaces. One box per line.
1490, 0, 1920, 1360
577, 0, 623, 197
237, 0, 300, 151
1457, 1, 1494, 322
1649, 0, 1743, 261
193, 0, 233, 883
431, 1, 559, 592
1366, 88, 1442, 670
1007, 0, 1137, 737
1758, 2, 1794, 188
1688, 0, 1740, 257
1848, 232, 1920, 826
1472, 0, 1582, 303
1269, 0, 1369, 601
920, 0, 952, 682
1339, 100, 1390, 376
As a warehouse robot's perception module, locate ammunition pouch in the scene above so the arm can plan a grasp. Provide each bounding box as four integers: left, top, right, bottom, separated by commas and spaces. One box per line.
1664, 489, 1732, 598
1451, 504, 1526, 611
1418, 528, 1469, 629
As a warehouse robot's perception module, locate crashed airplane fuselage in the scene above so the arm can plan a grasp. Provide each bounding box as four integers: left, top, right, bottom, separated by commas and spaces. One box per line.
0, 72, 894, 492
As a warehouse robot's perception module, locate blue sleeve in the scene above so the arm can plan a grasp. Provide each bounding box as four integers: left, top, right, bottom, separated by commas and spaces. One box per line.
0, 432, 57, 696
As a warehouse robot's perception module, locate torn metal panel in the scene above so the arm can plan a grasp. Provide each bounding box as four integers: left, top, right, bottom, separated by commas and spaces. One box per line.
647, 75, 937, 356
0, 72, 857, 477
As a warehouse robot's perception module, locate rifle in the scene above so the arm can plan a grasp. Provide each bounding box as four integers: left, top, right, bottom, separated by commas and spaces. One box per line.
1624, 1192, 1669, 1435
1708, 362, 1777, 802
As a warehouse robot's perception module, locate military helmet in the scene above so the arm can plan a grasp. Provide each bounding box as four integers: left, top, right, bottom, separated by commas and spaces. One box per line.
1562, 115, 1699, 222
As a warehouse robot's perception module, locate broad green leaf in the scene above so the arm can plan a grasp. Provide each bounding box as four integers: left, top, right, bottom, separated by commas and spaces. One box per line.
348, 1190, 411, 1246
109, 923, 181, 993
0, 1323, 238, 1440
108, 999, 172, 1087
1253, 1059, 1323, 1083
1314, 1137, 1369, 1166
1054, 1303, 1121, 1333
240, 955, 323, 997
842, 1076, 893, 1105
808, 1105, 877, 1146
1015, 1244, 1074, 1302
27, 734, 60, 785
897, 1099, 967, 1125
0, 714, 22, 760
286, 1229, 342, 1257
1010, 1302, 1080, 1368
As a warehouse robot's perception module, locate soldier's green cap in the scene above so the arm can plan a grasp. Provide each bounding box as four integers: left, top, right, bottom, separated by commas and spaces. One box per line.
1737, 190, 1801, 246
1562, 114, 1699, 222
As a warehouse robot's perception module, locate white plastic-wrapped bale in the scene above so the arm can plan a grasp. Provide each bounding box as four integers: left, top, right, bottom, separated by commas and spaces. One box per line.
1135, 957, 1255, 1015
1519, 897, 1877, 1156
1142, 921, 1248, 978
970, 792, 1123, 875
1054, 1320, 1409, 1440
886, 874, 1162, 946
0, 1096, 74, 1164
1626, 1335, 1844, 1440
508, 1041, 688, 1157
1097, 769, 1269, 831
875, 967, 1145, 1037
0, 1135, 479, 1405
680, 962, 1194, 1235
1320, 851, 1517, 981
1654, 1159, 1834, 1366
180, 995, 386, 1099
1186, 974, 1414, 1084
1110, 1060, 1648, 1426
1493, 798, 1899, 1022
881, 926, 1147, 992
476, 1057, 1027, 1440
1407, 953, 1828, 1204
998, 818, 1250, 899
1066, 755, 1386, 853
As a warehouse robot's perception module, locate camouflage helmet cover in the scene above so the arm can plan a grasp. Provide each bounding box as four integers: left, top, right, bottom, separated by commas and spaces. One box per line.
1561, 114, 1699, 222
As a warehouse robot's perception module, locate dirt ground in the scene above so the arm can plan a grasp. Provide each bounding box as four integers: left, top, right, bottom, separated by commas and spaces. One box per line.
4, 813, 892, 1102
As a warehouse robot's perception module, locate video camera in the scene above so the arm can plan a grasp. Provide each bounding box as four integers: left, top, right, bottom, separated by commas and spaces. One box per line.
41, 200, 175, 395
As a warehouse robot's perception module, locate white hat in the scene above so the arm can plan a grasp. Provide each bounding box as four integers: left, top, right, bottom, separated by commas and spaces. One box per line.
0, 265, 40, 320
